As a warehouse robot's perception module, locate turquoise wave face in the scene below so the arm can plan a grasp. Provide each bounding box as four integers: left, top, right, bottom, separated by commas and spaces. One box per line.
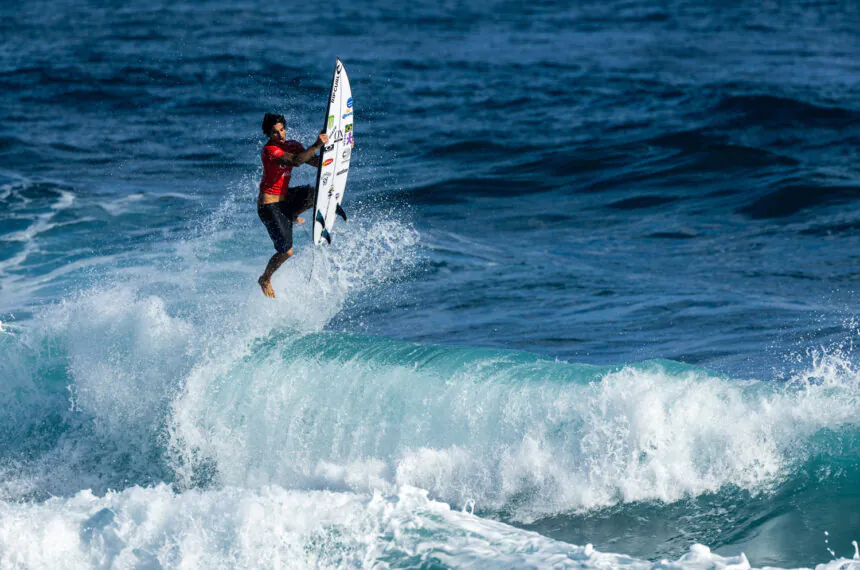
4, 281, 860, 565
5, 0, 860, 566
2, 170, 859, 566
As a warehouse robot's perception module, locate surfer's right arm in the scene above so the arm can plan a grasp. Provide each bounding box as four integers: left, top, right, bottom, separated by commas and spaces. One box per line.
276, 133, 329, 167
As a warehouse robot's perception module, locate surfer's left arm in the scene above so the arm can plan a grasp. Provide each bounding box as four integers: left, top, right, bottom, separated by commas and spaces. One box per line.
276, 133, 329, 167
302, 131, 336, 167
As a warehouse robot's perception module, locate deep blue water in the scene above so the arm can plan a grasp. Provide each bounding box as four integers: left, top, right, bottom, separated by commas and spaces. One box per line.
2, 1, 860, 568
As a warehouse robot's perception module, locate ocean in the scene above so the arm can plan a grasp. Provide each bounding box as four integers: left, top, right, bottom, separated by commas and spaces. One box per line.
1, 0, 860, 568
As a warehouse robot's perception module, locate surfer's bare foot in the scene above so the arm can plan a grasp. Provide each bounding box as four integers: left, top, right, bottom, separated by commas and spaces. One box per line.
294, 217, 305, 225
258, 276, 275, 298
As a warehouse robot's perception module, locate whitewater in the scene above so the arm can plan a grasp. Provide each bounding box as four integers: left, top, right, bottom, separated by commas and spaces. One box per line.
4, 0, 860, 567
0, 181, 858, 569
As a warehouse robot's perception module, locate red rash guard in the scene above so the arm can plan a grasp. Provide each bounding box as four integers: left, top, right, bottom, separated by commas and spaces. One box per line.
260, 140, 305, 196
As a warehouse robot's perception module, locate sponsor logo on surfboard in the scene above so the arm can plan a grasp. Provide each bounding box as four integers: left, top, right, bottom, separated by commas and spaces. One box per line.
345, 132, 354, 146
323, 158, 333, 166
342, 111, 353, 119
346, 97, 353, 108
327, 186, 334, 197
344, 124, 353, 133
332, 130, 343, 143
336, 168, 349, 176
327, 115, 334, 129
330, 73, 340, 103
321, 173, 330, 186
342, 147, 351, 160
324, 144, 334, 152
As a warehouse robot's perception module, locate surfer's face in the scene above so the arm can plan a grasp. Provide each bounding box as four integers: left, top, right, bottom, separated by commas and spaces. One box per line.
270, 122, 286, 142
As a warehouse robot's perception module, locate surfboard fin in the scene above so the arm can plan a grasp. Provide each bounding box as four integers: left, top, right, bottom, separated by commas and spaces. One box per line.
316, 210, 326, 228
321, 229, 331, 244
336, 204, 348, 222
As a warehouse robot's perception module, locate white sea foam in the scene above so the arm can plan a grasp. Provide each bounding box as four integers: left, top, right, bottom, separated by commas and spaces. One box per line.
0, 182, 13, 202
0, 184, 81, 314
2, 190, 75, 244
161, 340, 860, 524
0, 188, 76, 278
0, 200, 421, 499
11, 259, 860, 518
5, 232, 860, 570
5, 177, 860, 568
6, 483, 845, 570
97, 193, 146, 216
50, 287, 194, 439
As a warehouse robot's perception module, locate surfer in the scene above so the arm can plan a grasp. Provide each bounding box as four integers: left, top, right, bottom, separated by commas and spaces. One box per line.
257, 113, 328, 298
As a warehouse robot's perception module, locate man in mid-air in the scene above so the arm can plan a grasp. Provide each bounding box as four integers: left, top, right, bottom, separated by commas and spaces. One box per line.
256, 113, 328, 298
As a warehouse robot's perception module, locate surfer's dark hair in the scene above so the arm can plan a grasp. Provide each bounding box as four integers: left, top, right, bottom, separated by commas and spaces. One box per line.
262, 113, 286, 135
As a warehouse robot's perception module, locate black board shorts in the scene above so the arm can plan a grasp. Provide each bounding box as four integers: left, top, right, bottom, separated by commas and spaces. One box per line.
258, 185, 314, 253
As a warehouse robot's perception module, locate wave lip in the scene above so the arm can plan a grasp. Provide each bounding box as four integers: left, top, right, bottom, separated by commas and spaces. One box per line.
0, 195, 421, 499
166, 333, 860, 524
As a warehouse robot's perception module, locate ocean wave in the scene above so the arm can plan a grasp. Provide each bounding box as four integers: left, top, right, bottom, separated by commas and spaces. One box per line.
715, 94, 860, 127
607, 194, 680, 210
798, 218, 860, 237
0, 205, 421, 498
6, 278, 860, 521
399, 176, 554, 205
168, 336, 860, 523
0, 181, 76, 284
738, 181, 860, 219
6, 483, 855, 570
423, 140, 514, 159
645, 130, 800, 171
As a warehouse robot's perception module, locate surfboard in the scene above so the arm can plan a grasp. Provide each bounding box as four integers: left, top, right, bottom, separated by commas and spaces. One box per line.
313, 58, 353, 245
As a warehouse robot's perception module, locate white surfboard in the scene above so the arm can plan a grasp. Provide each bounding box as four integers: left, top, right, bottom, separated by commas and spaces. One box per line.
313, 58, 353, 245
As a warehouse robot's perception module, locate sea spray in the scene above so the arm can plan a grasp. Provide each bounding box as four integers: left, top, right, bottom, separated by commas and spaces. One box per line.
0, 208, 419, 501
165, 335, 860, 523
0, 483, 770, 570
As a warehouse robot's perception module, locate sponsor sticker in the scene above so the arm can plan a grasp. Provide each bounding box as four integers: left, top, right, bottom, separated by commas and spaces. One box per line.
324, 144, 334, 152
321, 173, 330, 186
330, 73, 340, 103
336, 168, 349, 176
327, 115, 334, 130
342, 147, 351, 160
346, 97, 353, 108
344, 124, 353, 133
345, 132, 354, 146
342, 111, 353, 119
323, 158, 333, 166
327, 186, 334, 197
332, 130, 344, 143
